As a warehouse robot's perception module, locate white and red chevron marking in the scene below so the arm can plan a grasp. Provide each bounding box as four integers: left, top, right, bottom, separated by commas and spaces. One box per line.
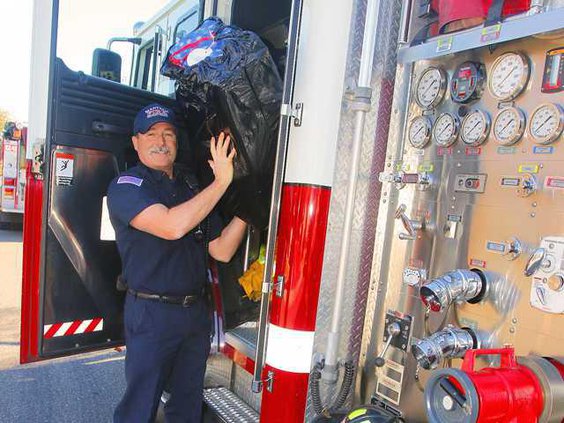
43, 318, 103, 339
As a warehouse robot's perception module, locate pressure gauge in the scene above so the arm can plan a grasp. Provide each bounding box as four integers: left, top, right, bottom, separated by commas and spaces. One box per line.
408, 116, 432, 148
492, 107, 526, 145
415, 67, 447, 110
488, 52, 530, 101
451, 62, 486, 104
528, 103, 564, 145
432, 112, 459, 147
461, 110, 491, 146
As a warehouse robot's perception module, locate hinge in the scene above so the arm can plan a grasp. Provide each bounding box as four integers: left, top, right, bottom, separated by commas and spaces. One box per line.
32, 140, 45, 180
280, 102, 303, 127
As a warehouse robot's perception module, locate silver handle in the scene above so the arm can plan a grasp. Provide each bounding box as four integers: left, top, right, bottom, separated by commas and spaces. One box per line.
524, 247, 547, 277
399, 0, 413, 44
395, 204, 423, 240
375, 323, 401, 367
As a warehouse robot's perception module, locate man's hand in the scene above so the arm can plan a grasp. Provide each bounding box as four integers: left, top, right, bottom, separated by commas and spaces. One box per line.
208, 132, 236, 187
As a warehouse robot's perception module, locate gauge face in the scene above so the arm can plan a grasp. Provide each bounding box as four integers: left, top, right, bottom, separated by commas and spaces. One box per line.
408, 116, 432, 149
493, 107, 526, 145
415, 67, 447, 110
461, 110, 491, 146
528, 103, 564, 145
432, 113, 459, 147
488, 52, 530, 101
451, 62, 486, 103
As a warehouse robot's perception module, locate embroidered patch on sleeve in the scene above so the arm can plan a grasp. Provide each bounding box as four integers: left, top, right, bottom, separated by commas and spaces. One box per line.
117, 176, 143, 186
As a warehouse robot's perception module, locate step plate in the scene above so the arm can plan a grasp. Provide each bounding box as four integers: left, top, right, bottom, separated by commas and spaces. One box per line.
203, 387, 259, 423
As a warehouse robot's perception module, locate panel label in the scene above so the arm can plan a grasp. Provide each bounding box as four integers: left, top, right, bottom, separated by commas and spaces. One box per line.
436, 36, 453, 53
486, 241, 507, 254
469, 258, 487, 268
418, 163, 434, 172
55, 152, 74, 186
465, 147, 482, 156
447, 214, 462, 222
497, 146, 516, 155
437, 147, 453, 156
518, 164, 539, 174
545, 176, 564, 190
500, 176, 521, 187
533, 146, 555, 154
481, 24, 501, 43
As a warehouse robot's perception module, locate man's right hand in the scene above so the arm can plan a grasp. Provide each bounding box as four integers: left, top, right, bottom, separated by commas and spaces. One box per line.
209, 131, 236, 187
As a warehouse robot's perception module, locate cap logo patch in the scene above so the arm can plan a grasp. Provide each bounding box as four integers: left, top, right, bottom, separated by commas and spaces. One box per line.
117, 176, 143, 186
145, 106, 170, 119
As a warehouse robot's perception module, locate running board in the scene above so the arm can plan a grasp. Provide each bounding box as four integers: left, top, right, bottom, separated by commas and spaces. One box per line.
203, 387, 259, 423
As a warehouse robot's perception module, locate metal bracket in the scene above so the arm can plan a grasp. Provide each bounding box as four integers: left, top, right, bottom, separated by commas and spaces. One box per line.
32, 141, 45, 180
281, 102, 303, 127
252, 370, 274, 393
273, 275, 285, 297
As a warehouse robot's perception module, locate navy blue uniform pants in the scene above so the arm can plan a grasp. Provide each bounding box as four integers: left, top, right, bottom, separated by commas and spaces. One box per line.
114, 294, 211, 423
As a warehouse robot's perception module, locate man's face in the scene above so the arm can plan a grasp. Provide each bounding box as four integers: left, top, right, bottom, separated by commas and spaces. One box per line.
132, 122, 177, 176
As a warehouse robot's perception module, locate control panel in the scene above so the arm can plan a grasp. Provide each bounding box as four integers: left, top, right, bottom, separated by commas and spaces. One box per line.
370, 29, 564, 422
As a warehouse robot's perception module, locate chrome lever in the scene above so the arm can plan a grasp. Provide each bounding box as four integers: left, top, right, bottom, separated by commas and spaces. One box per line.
375, 322, 401, 367
395, 204, 423, 240
524, 247, 547, 277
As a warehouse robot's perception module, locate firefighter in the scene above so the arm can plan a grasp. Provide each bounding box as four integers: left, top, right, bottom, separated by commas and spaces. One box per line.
108, 103, 247, 423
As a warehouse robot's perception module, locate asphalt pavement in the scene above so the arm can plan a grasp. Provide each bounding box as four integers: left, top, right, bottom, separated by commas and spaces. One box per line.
0, 350, 127, 423
0, 229, 127, 422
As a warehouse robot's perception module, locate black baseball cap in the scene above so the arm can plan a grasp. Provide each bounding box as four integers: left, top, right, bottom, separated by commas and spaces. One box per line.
133, 103, 176, 134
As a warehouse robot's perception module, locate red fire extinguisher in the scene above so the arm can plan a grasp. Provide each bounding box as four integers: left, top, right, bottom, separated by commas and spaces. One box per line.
424, 347, 564, 422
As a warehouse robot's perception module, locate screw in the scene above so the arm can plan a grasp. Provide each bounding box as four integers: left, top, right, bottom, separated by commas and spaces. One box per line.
383, 199, 387, 204
512, 318, 517, 324
530, 212, 536, 218
532, 202, 537, 207
509, 327, 515, 333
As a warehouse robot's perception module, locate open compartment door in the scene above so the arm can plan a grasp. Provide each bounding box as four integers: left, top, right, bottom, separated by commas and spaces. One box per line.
20, 59, 180, 363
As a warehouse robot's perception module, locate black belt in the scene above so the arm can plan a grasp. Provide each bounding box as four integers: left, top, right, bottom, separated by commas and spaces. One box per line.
127, 288, 202, 307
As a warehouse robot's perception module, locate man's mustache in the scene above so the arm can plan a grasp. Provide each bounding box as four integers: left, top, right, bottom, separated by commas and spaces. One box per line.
149, 146, 171, 154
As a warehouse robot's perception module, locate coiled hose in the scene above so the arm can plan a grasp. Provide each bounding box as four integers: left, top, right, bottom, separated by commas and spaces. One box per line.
310, 360, 356, 417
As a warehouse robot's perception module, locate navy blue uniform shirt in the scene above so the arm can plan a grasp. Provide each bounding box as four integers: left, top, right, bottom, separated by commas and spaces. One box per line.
107, 163, 222, 296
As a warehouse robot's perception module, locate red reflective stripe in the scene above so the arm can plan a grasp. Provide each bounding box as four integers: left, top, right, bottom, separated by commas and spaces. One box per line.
44, 323, 63, 339
85, 318, 102, 333
65, 320, 82, 336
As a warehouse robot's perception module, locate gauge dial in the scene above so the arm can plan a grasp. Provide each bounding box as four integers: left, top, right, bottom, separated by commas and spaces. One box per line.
528, 103, 564, 144
488, 52, 530, 101
461, 110, 491, 146
451, 61, 486, 104
492, 107, 526, 145
432, 113, 459, 147
408, 116, 432, 149
415, 67, 447, 110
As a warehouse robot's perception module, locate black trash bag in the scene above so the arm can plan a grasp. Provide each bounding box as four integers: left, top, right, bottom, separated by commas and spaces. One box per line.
161, 17, 282, 229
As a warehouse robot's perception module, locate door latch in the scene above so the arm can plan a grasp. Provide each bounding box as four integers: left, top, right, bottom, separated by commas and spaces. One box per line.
281, 103, 303, 127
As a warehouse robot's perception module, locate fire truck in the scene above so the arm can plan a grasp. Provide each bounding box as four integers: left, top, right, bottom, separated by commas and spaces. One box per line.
0, 121, 27, 226
21, 0, 564, 421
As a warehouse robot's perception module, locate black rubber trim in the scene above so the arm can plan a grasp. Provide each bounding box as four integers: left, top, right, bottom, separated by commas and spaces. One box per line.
467, 268, 488, 304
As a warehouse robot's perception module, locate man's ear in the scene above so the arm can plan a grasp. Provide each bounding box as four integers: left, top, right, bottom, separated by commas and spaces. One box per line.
131, 135, 139, 152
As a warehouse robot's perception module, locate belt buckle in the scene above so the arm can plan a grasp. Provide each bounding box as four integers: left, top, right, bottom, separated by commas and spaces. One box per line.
182, 295, 192, 307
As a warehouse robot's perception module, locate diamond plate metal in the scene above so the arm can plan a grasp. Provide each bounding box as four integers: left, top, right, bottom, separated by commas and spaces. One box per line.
205, 352, 234, 389
306, 0, 403, 419
204, 387, 259, 422
231, 363, 262, 413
